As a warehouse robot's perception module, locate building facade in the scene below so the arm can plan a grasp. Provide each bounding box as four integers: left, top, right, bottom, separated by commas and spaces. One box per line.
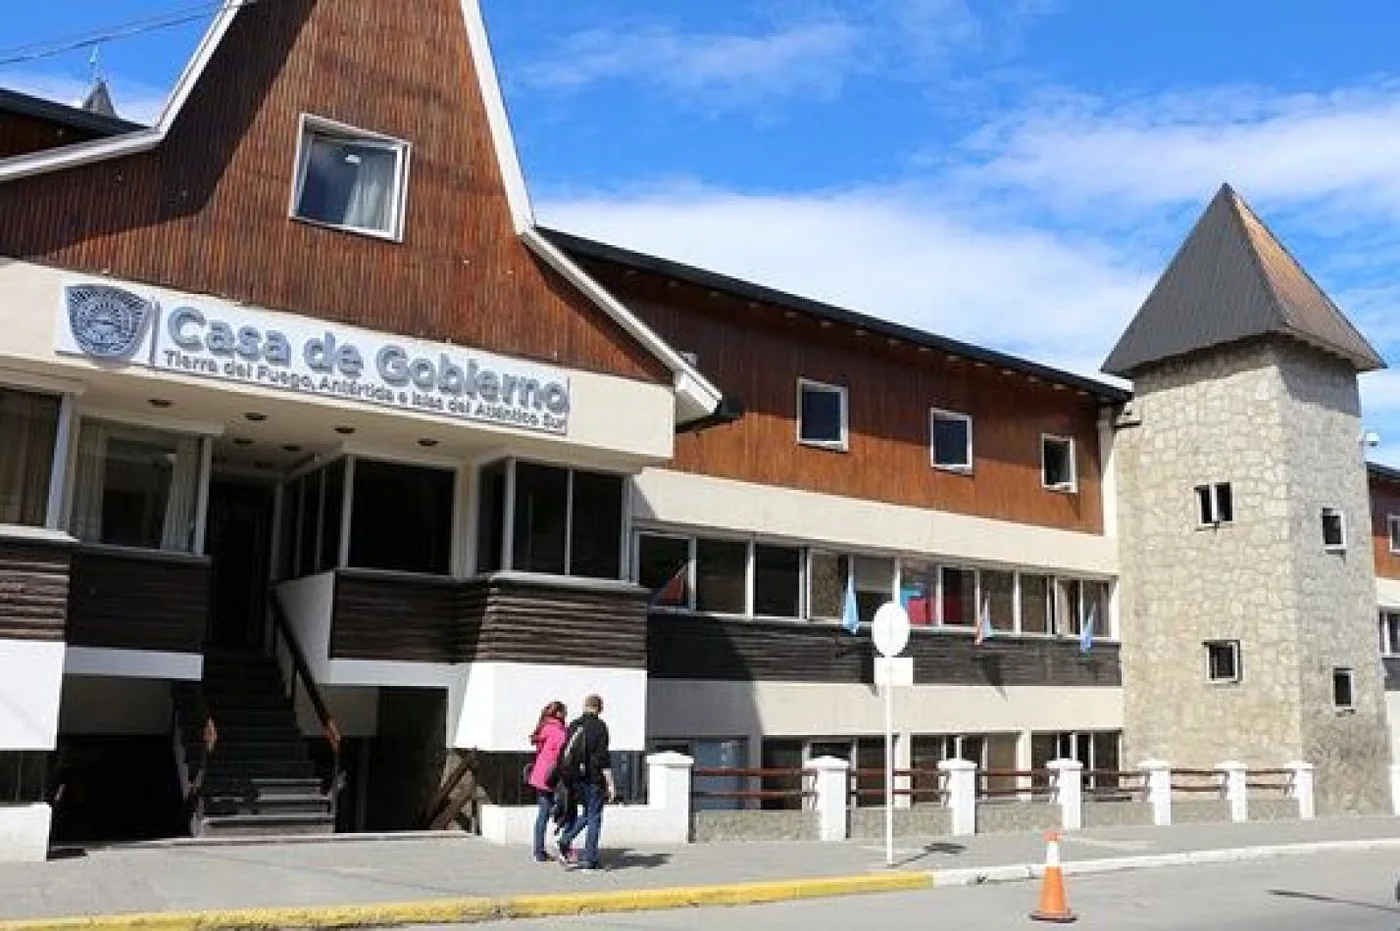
0, 0, 1393, 854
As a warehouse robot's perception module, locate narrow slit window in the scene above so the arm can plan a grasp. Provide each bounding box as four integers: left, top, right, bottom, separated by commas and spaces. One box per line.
1205, 640, 1240, 683
1041, 436, 1076, 492
1333, 667, 1355, 710
1195, 482, 1233, 526
1321, 508, 1346, 550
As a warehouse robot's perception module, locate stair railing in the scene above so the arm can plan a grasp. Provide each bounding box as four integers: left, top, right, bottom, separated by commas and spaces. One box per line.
268, 594, 344, 822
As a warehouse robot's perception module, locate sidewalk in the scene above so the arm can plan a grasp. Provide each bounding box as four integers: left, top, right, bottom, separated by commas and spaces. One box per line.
0, 816, 1397, 928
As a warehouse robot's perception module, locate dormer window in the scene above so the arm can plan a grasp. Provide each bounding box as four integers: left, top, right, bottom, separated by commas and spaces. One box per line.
292, 115, 410, 241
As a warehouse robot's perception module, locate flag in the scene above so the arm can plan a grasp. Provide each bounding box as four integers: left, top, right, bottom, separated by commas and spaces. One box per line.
841, 571, 860, 634
974, 591, 993, 645
1080, 602, 1096, 654
651, 563, 687, 607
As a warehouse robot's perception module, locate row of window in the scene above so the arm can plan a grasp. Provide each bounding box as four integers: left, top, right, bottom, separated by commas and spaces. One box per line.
1196, 481, 1348, 549
635, 530, 1111, 635
796, 380, 1079, 492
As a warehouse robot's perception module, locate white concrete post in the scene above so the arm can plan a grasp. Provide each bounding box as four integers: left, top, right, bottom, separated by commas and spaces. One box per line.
645, 751, 694, 844
1217, 761, 1248, 823
1139, 760, 1172, 826
894, 731, 913, 810
937, 758, 977, 836
805, 756, 850, 842
1286, 761, 1314, 821
1047, 758, 1084, 831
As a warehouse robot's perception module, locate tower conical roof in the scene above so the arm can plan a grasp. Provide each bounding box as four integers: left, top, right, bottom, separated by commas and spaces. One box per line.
1102, 184, 1384, 377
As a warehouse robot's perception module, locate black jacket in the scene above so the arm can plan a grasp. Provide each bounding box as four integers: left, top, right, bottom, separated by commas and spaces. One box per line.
563, 712, 610, 787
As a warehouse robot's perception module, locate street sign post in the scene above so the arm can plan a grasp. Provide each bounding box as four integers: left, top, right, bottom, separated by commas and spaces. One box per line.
871, 601, 911, 868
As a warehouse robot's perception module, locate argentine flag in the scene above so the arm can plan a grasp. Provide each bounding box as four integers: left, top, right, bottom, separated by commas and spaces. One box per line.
841, 571, 860, 634
1080, 602, 1096, 654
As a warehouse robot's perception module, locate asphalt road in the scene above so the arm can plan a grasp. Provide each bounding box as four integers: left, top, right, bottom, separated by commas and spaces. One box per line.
400, 850, 1400, 930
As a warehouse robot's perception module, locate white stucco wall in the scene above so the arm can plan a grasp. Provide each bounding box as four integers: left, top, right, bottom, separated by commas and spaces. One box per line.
0, 640, 64, 750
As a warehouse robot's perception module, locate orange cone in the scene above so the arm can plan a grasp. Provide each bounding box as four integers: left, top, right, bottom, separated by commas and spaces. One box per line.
1029, 830, 1077, 923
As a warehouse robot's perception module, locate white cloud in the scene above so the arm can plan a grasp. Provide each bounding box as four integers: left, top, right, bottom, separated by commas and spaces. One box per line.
517, 20, 859, 109
538, 182, 1147, 385
0, 69, 167, 125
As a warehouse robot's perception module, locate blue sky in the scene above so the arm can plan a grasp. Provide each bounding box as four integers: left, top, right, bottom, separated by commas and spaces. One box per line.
6, 2, 1400, 460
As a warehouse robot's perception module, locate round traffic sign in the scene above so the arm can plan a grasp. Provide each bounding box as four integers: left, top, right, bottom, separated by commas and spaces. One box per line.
871, 601, 910, 657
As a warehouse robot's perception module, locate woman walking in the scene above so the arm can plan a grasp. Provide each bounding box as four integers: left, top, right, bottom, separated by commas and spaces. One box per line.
526, 701, 568, 862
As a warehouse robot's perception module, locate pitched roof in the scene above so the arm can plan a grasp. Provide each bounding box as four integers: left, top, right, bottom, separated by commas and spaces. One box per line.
545, 227, 1132, 403
0, 1, 725, 426
80, 79, 118, 119
0, 86, 142, 138
1102, 184, 1385, 378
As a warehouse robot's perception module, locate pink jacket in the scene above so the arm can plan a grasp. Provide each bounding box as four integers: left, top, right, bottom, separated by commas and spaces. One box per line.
528, 717, 567, 791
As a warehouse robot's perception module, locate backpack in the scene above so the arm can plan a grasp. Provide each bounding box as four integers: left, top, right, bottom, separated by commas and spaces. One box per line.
559, 719, 588, 783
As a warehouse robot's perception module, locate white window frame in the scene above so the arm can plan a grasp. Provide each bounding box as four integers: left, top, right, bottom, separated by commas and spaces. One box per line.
1321, 507, 1347, 551
796, 378, 849, 451
1332, 667, 1355, 712
1040, 434, 1077, 493
1195, 482, 1233, 527
1205, 640, 1241, 684
929, 408, 973, 472
1381, 611, 1400, 657
290, 113, 412, 242
1388, 516, 1400, 554
633, 529, 697, 612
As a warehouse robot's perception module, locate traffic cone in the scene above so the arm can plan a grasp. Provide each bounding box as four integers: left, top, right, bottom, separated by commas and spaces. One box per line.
1029, 830, 1076, 923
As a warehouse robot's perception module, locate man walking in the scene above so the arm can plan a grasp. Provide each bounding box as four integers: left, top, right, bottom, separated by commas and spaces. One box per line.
556, 694, 613, 870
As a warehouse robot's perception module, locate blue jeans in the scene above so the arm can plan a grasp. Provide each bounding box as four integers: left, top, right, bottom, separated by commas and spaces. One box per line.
532, 790, 556, 858
557, 781, 605, 866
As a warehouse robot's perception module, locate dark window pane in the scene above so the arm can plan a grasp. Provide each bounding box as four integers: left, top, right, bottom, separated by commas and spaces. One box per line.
278, 477, 301, 579
297, 468, 322, 577
512, 462, 568, 574
296, 135, 398, 233
476, 461, 506, 573
1196, 486, 1212, 525
638, 535, 689, 607
0, 389, 59, 527
753, 545, 801, 617
569, 470, 623, 579
853, 556, 893, 623
1042, 438, 1073, 488
940, 567, 974, 626
349, 459, 453, 574
760, 739, 803, 811
1020, 574, 1050, 634
799, 383, 844, 444
932, 414, 970, 468
319, 460, 345, 573
982, 570, 1015, 631
809, 552, 847, 619
695, 538, 747, 614
1216, 483, 1233, 523
1333, 669, 1354, 707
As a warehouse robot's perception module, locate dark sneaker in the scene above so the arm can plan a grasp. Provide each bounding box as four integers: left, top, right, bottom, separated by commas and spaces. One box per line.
533, 852, 551, 863
557, 845, 577, 866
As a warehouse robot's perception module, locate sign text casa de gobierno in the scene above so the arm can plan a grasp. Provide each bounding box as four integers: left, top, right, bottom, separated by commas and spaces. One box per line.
56, 283, 571, 435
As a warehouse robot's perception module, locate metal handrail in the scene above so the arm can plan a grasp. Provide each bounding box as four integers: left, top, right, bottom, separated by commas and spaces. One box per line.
269, 595, 343, 818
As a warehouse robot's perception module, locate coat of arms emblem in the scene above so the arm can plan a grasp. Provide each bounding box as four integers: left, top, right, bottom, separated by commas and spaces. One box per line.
65, 284, 153, 360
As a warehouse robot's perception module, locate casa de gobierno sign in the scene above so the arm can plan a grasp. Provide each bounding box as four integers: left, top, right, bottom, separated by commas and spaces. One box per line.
55, 283, 571, 435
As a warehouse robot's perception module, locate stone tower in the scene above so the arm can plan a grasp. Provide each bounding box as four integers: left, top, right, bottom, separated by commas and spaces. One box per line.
1105, 184, 1391, 814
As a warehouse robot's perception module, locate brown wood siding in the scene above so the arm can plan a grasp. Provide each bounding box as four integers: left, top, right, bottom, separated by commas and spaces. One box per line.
583, 260, 1106, 533
327, 571, 647, 667
0, 112, 107, 159
67, 548, 210, 652
0, 0, 668, 386
1371, 474, 1400, 580
649, 614, 1120, 687
470, 576, 648, 669
330, 570, 460, 662
0, 538, 72, 641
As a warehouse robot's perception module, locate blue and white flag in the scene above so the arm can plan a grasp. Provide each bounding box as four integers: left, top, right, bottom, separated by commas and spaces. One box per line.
974, 591, 993, 646
1080, 602, 1096, 654
841, 571, 860, 634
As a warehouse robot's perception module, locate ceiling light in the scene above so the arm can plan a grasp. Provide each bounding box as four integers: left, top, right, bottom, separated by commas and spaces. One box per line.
418, 438, 439, 448
244, 412, 267, 422
148, 398, 172, 408
334, 425, 355, 435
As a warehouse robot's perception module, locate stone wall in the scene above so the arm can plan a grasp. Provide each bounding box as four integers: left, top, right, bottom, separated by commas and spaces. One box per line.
1276, 348, 1391, 815
850, 805, 952, 839
690, 809, 818, 842
1082, 799, 1154, 828
1171, 799, 1232, 823
1115, 338, 1390, 813
975, 801, 1060, 835
1248, 797, 1301, 822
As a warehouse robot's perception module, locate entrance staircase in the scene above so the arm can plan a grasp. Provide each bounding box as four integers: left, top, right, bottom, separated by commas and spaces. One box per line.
173, 650, 336, 838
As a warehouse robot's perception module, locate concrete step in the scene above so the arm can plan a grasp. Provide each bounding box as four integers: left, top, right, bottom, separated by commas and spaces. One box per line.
196, 812, 336, 838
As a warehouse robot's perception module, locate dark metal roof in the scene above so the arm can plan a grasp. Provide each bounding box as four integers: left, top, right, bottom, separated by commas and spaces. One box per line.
1369, 461, 1400, 484
1103, 183, 1386, 378
0, 86, 144, 137
542, 227, 1132, 403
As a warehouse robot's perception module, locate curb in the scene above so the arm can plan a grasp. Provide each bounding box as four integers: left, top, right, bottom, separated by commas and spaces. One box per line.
0, 872, 931, 931
929, 836, 1400, 888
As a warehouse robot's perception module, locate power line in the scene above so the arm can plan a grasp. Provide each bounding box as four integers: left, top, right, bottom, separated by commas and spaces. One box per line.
0, 0, 274, 68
